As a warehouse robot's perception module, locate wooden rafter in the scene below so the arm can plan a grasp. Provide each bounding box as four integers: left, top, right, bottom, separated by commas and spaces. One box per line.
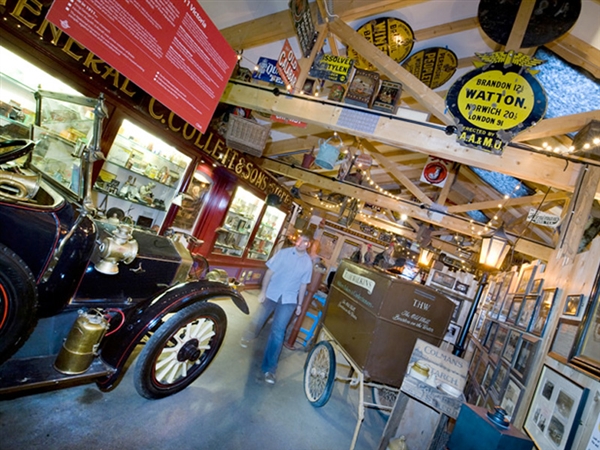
447, 192, 570, 214
514, 111, 600, 142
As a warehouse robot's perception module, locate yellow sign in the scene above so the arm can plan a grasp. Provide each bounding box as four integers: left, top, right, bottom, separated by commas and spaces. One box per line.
347, 17, 414, 70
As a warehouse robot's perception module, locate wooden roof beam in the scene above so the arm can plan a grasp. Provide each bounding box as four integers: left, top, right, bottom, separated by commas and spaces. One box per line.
514, 111, 600, 142
447, 192, 570, 213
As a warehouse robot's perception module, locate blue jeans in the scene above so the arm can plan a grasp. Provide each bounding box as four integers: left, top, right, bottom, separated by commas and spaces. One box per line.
244, 297, 296, 375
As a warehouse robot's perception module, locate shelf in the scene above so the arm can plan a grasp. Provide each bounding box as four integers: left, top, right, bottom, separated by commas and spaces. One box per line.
114, 134, 187, 169
94, 186, 166, 211
216, 227, 249, 236
227, 210, 255, 220
103, 159, 178, 188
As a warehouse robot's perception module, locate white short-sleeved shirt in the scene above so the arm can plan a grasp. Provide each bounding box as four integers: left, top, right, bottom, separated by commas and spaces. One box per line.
265, 246, 313, 304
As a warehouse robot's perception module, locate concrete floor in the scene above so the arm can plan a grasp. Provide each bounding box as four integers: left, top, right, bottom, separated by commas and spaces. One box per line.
0, 290, 387, 450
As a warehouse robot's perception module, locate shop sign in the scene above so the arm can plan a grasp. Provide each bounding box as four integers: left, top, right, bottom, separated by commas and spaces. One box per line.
276, 39, 300, 89
270, 115, 307, 128
446, 51, 547, 154
252, 57, 285, 86
289, 0, 316, 58
420, 156, 453, 187
402, 47, 458, 89
46, 0, 237, 133
347, 17, 414, 71
527, 209, 561, 228
308, 54, 354, 83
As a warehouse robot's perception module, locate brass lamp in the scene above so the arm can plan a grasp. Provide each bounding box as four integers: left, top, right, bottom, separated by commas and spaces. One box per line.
418, 247, 435, 267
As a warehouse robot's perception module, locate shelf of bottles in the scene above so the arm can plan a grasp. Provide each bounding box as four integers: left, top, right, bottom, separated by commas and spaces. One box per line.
213, 186, 264, 258
93, 119, 191, 229
248, 205, 286, 261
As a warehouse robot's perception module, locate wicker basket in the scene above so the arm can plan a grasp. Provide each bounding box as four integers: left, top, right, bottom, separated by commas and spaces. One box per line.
225, 114, 271, 157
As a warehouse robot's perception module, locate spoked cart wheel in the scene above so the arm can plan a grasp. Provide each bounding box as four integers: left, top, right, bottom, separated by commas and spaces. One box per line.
303, 341, 336, 407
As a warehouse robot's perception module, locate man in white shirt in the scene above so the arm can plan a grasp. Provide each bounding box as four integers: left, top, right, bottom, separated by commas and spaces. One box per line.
241, 232, 313, 384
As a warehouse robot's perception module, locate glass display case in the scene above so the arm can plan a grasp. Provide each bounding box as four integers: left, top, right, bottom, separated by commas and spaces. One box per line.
213, 186, 264, 257
93, 119, 191, 229
248, 205, 286, 261
170, 167, 213, 234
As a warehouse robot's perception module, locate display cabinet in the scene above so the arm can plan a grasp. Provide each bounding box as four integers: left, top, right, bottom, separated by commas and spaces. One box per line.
93, 119, 191, 229
248, 205, 287, 261
0, 73, 34, 140
213, 186, 264, 257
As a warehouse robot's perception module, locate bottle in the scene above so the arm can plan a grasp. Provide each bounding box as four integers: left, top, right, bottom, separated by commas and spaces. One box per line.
387, 435, 408, 450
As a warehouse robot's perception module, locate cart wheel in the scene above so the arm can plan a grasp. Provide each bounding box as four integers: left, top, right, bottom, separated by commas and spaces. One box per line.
134, 302, 226, 399
372, 386, 398, 419
304, 341, 335, 407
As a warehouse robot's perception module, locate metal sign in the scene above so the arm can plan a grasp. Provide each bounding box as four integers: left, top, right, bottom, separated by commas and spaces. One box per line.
309, 53, 354, 83
402, 47, 458, 89
527, 209, 561, 228
289, 0, 317, 58
253, 57, 285, 85
276, 39, 301, 89
347, 17, 414, 70
445, 51, 547, 154
420, 156, 453, 187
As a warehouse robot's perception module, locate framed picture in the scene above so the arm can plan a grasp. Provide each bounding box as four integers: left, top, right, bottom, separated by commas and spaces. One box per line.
474, 356, 488, 387
571, 285, 600, 377
549, 318, 580, 363
483, 321, 499, 352
481, 362, 495, 392
530, 288, 558, 336
503, 329, 521, 364
501, 376, 524, 422
447, 296, 462, 322
443, 322, 461, 345
318, 231, 338, 260
499, 294, 514, 322
339, 239, 360, 261
491, 359, 510, 396
525, 365, 589, 450
490, 292, 503, 319
432, 270, 456, 289
563, 294, 583, 317
516, 265, 536, 294
516, 295, 539, 330
513, 334, 539, 383
454, 281, 469, 294
530, 278, 544, 295
507, 295, 523, 324
490, 324, 509, 362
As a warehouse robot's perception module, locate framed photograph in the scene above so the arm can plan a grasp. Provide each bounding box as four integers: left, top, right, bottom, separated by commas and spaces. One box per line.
318, 231, 338, 260
490, 292, 503, 319
474, 356, 488, 387
530, 278, 544, 295
499, 294, 514, 322
454, 281, 469, 294
490, 324, 509, 362
516, 295, 539, 330
531, 288, 558, 336
432, 270, 456, 289
503, 329, 521, 364
483, 321, 499, 352
491, 359, 510, 396
549, 318, 580, 363
571, 285, 600, 377
443, 322, 461, 345
339, 239, 361, 261
507, 295, 523, 324
501, 376, 524, 422
525, 365, 589, 450
513, 334, 539, 383
516, 265, 536, 294
563, 294, 583, 317
481, 362, 495, 392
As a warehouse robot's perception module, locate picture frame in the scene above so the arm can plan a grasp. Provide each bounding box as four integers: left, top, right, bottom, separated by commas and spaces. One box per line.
549, 318, 580, 363
563, 294, 583, 317
571, 285, 600, 377
530, 288, 558, 336
513, 334, 539, 383
454, 281, 469, 294
318, 231, 338, 260
530, 278, 544, 295
500, 376, 524, 422
490, 324, 509, 362
491, 359, 510, 397
431, 270, 456, 289
507, 295, 523, 324
339, 239, 361, 261
525, 365, 589, 450
443, 322, 461, 345
481, 362, 495, 392
516, 295, 539, 330
474, 355, 488, 387
483, 321, 499, 352
516, 265, 536, 294
503, 329, 521, 364
499, 294, 514, 322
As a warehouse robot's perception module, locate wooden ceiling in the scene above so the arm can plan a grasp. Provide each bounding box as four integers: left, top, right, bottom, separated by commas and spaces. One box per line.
213, 0, 600, 262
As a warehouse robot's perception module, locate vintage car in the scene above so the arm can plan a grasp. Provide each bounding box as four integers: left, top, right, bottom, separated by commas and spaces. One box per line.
0, 91, 248, 399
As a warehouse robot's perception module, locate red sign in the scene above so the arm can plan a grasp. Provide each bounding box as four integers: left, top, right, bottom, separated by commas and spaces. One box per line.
420, 156, 452, 187
46, 0, 237, 133
270, 115, 307, 128
276, 40, 300, 89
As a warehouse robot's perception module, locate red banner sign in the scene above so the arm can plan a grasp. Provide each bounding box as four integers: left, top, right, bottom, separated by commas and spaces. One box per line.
46, 0, 236, 133
276, 39, 300, 89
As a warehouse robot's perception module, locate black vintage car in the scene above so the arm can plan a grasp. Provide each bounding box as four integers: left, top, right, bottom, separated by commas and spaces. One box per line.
0, 91, 248, 399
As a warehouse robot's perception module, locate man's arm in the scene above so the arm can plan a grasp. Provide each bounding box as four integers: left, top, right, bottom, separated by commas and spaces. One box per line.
258, 269, 274, 303
295, 283, 308, 316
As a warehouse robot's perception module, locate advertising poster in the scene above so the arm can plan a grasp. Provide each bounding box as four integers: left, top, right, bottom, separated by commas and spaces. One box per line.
276, 39, 300, 89
309, 54, 354, 83
420, 156, 453, 187
253, 57, 285, 86
46, 0, 237, 133
402, 47, 458, 89
289, 0, 316, 58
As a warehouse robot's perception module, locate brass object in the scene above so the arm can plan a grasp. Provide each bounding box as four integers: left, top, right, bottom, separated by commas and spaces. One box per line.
0, 171, 40, 201
54, 311, 109, 374
95, 225, 138, 275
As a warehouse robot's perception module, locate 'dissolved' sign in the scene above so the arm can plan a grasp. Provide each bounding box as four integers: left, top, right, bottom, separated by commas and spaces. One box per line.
46, 0, 237, 133
445, 51, 547, 154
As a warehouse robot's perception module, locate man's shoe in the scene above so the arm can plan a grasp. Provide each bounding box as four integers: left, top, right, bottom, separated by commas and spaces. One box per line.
240, 338, 250, 348
264, 372, 276, 384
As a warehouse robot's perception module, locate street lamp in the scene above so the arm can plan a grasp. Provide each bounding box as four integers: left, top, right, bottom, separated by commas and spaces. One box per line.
452, 226, 511, 356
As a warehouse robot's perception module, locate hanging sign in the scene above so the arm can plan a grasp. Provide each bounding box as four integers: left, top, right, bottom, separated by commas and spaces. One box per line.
347, 17, 414, 70
46, 0, 236, 134
445, 51, 547, 154
276, 39, 301, 89
420, 157, 453, 187
308, 54, 354, 83
270, 115, 307, 128
253, 57, 285, 86
402, 47, 458, 89
527, 209, 561, 228
289, 0, 317, 58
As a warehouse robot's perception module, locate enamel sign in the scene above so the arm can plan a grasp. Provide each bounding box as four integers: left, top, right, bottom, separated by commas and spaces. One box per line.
445, 51, 547, 154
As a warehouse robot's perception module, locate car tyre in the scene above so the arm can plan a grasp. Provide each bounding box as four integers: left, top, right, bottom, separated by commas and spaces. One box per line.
134, 301, 227, 399
304, 341, 336, 407
0, 243, 38, 363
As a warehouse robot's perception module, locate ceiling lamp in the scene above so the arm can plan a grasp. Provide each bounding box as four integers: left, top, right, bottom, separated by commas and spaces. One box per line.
418, 248, 435, 268
479, 226, 511, 270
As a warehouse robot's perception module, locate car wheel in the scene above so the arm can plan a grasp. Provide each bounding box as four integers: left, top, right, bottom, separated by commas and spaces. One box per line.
304, 341, 336, 407
134, 302, 227, 399
0, 243, 38, 363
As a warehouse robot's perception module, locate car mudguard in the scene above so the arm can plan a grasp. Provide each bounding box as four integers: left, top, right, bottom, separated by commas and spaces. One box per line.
96, 280, 248, 391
